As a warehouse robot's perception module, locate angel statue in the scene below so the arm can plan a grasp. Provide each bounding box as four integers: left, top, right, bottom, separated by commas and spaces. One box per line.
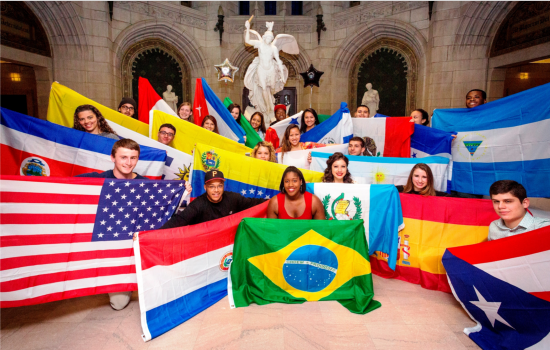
244, 20, 299, 121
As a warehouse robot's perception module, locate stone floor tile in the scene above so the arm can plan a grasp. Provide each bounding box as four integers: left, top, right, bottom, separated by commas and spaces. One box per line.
0, 322, 38, 350
58, 320, 122, 350
410, 324, 466, 349
365, 324, 428, 350
453, 330, 480, 349
193, 322, 243, 350
325, 324, 377, 350
243, 303, 284, 328
240, 324, 285, 350
201, 298, 245, 325
147, 319, 202, 350
284, 323, 329, 350
5, 322, 78, 350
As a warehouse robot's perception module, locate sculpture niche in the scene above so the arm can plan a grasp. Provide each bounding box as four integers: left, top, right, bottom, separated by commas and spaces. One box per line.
361, 83, 380, 116
163, 85, 178, 112
244, 21, 299, 122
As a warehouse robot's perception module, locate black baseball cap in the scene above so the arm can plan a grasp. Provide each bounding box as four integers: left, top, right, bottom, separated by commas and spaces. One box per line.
204, 170, 225, 183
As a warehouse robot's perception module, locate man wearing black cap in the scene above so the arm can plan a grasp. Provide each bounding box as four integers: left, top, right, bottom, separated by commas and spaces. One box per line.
160, 170, 266, 229
118, 97, 137, 120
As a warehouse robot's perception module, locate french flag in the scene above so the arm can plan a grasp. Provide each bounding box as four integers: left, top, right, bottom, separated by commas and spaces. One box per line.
138, 77, 178, 126
134, 202, 268, 341
265, 111, 303, 149
300, 102, 354, 144
443, 225, 550, 350
193, 78, 246, 144
0, 108, 166, 179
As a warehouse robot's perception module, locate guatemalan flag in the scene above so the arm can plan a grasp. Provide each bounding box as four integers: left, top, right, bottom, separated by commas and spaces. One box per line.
134, 202, 269, 341
193, 78, 246, 144
138, 77, 179, 126
306, 183, 404, 270
443, 225, 550, 350
432, 82, 550, 197
300, 102, 353, 144
0, 108, 166, 179
352, 117, 414, 157
265, 111, 303, 149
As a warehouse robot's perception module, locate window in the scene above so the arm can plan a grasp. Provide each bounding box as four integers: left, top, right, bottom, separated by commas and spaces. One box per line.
291, 1, 303, 15
239, 1, 250, 15
265, 1, 277, 15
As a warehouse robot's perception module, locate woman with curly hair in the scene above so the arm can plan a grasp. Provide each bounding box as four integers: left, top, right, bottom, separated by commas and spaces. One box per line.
201, 115, 219, 134
252, 141, 276, 162
397, 163, 447, 197
73, 105, 118, 140
177, 102, 194, 123
322, 152, 354, 183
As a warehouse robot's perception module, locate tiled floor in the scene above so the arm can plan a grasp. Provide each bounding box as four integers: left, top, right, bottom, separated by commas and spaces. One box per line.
1, 275, 480, 350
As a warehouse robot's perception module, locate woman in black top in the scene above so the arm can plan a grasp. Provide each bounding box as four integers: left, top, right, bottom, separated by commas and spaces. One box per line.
396, 163, 448, 197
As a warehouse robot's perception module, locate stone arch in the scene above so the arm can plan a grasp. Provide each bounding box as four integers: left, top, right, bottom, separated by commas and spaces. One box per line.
120, 39, 192, 105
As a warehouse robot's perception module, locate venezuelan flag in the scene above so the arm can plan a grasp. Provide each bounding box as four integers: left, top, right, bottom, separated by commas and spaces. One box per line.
229, 218, 381, 314
370, 194, 498, 292
47, 82, 149, 136
191, 143, 324, 200
152, 111, 252, 156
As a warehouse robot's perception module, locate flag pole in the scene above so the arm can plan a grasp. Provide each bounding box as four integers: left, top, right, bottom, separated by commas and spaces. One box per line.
310, 86, 313, 108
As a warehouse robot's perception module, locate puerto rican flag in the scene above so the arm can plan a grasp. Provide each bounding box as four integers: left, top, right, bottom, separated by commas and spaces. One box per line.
0, 108, 166, 179
193, 78, 246, 144
138, 77, 178, 126
265, 111, 303, 149
443, 225, 550, 350
352, 117, 414, 158
134, 202, 268, 341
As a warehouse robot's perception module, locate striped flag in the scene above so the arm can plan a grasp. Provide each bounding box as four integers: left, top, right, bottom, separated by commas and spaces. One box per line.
300, 102, 353, 144
265, 111, 303, 149
0, 175, 186, 308
352, 117, 414, 157
277, 144, 348, 170
138, 77, 178, 126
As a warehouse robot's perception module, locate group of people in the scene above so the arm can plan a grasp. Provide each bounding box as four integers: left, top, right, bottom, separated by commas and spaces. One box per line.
68, 87, 548, 312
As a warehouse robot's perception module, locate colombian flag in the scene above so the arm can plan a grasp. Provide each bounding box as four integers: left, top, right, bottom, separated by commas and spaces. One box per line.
229, 219, 381, 314
191, 143, 324, 200
370, 194, 498, 292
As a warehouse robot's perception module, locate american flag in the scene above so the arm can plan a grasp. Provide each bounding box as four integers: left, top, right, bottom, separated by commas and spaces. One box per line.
0, 175, 185, 308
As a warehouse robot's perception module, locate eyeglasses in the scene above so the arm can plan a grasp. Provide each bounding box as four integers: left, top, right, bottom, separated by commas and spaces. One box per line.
159, 131, 175, 137
121, 106, 134, 111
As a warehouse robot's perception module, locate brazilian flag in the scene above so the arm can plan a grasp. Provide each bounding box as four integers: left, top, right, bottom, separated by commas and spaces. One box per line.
228, 218, 381, 314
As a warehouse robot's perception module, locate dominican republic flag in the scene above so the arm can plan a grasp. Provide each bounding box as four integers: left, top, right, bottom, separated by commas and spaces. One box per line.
138, 77, 178, 126
443, 225, 550, 350
306, 183, 404, 270
310, 152, 450, 192
193, 78, 246, 144
410, 123, 456, 192
432, 82, 550, 197
300, 102, 353, 144
0, 175, 186, 308
277, 144, 348, 170
1, 108, 166, 179
265, 111, 303, 149
352, 117, 414, 158
134, 202, 268, 341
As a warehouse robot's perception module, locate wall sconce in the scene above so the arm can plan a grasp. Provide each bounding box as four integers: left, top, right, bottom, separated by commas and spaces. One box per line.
10, 73, 21, 82
316, 5, 326, 45
519, 72, 529, 80
214, 5, 224, 46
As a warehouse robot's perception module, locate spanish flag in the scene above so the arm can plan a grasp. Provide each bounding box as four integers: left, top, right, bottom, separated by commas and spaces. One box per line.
151, 110, 252, 156
229, 219, 381, 314
47, 82, 149, 136
191, 143, 324, 200
370, 194, 498, 292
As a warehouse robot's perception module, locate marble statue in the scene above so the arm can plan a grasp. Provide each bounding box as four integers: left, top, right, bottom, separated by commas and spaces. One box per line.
162, 85, 178, 112
361, 83, 380, 116
244, 20, 299, 122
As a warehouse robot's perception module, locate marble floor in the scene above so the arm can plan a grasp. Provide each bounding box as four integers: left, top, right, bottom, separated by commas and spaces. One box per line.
1, 275, 480, 350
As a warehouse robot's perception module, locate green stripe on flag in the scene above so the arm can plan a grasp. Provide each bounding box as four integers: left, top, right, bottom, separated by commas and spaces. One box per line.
223, 97, 262, 148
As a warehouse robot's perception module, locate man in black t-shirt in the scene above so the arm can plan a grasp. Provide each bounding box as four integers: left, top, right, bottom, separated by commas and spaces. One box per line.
160, 170, 266, 229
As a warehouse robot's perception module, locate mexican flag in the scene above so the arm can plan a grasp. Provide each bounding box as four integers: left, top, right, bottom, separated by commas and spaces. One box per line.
228, 218, 381, 314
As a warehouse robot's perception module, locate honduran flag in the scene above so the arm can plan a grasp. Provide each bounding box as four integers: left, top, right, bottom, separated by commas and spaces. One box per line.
138, 77, 178, 126
300, 102, 353, 144
443, 225, 550, 350
352, 117, 414, 158
265, 111, 303, 149
432, 82, 550, 197
193, 78, 246, 144
134, 202, 269, 341
1, 108, 166, 179
310, 152, 450, 192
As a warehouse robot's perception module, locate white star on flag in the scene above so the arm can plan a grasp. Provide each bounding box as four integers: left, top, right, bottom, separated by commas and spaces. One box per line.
470, 286, 514, 329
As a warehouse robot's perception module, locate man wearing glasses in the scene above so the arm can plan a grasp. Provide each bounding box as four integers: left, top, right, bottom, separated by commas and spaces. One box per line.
160, 170, 266, 228
157, 123, 176, 145
118, 97, 137, 120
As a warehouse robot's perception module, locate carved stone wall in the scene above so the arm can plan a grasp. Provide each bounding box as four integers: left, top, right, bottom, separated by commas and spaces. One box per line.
113, 1, 207, 30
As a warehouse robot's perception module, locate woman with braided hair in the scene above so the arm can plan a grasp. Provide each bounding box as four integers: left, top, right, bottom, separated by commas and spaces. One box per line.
73, 104, 119, 140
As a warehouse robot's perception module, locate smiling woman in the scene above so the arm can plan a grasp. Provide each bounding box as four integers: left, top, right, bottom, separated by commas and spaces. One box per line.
396, 163, 448, 197
73, 104, 119, 140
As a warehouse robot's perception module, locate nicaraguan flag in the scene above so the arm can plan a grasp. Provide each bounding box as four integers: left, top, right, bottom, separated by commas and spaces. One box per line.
1, 108, 166, 179
134, 202, 269, 341
410, 124, 456, 192
310, 152, 450, 192
352, 117, 414, 157
443, 225, 550, 350
432, 82, 550, 197
306, 183, 404, 270
300, 102, 353, 144
193, 78, 246, 144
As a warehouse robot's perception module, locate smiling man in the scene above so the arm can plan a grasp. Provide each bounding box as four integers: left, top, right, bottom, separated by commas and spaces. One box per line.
488, 180, 550, 241
160, 170, 266, 229
465, 89, 487, 109
157, 123, 176, 146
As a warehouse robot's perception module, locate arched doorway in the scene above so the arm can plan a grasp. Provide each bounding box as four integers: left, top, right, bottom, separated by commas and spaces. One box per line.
356, 48, 408, 116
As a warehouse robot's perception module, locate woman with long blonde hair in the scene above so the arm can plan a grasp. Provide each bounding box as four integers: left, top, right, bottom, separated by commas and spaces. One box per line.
177, 102, 194, 123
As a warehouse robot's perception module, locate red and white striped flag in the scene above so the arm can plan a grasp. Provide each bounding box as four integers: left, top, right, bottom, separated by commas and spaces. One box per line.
0, 175, 185, 308
138, 77, 178, 125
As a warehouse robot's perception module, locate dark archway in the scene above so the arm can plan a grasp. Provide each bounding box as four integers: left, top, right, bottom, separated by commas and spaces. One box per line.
357, 48, 408, 116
